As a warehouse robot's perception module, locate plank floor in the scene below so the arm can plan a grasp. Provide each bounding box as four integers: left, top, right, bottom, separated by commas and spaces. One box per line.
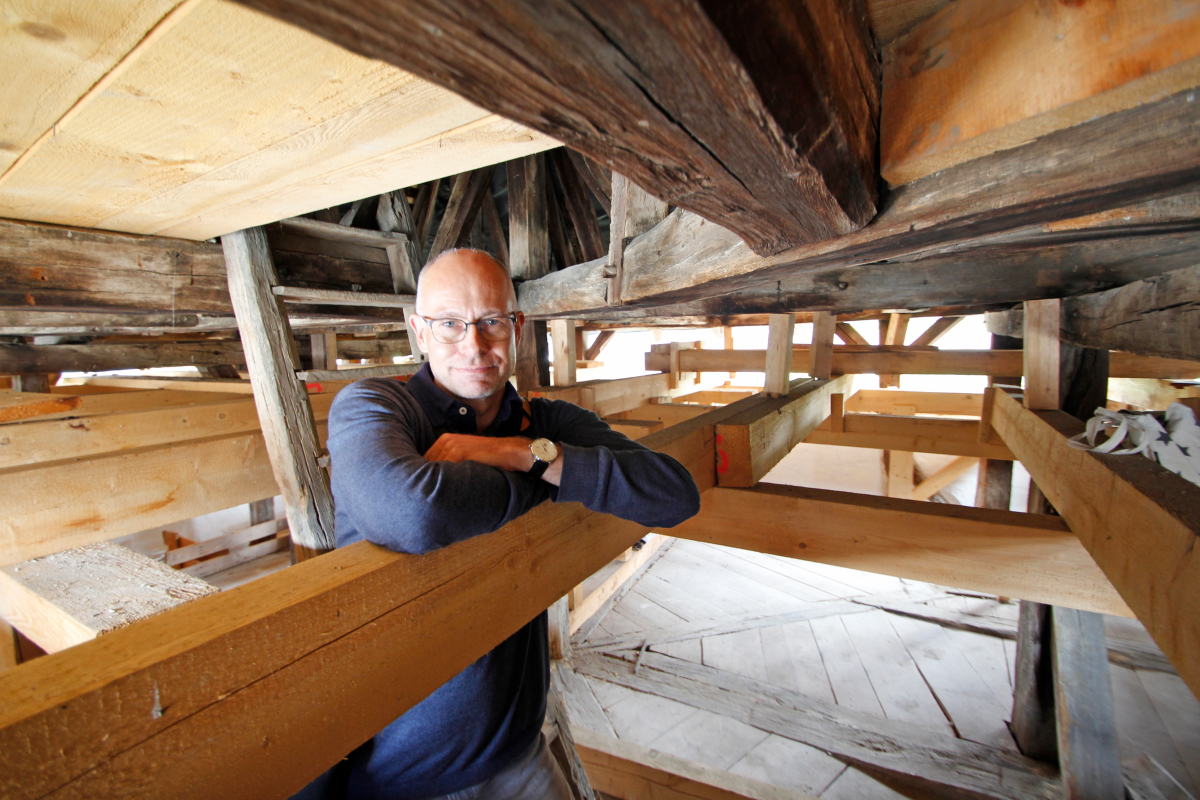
563, 537, 1200, 799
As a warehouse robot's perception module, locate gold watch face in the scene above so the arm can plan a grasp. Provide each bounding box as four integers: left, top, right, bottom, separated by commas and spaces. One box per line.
531, 438, 557, 462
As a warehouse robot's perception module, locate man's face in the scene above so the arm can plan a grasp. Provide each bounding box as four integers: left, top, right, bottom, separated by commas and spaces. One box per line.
411, 252, 524, 403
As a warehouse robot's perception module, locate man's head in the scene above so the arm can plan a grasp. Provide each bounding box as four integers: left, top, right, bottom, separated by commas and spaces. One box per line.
411, 249, 524, 403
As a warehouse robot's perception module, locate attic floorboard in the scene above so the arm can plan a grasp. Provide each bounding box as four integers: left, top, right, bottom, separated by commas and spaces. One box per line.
563, 538, 1200, 798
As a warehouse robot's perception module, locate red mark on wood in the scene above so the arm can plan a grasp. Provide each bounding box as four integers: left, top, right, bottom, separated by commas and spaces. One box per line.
306, 382, 322, 392
716, 449, 729, 473
715, 433, 723, 444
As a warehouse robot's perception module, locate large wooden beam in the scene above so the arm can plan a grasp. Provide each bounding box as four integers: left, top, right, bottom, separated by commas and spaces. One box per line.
645, 345, 1200, 380
224, 229, 336, 556
519, 89, 1200, 314
0, 395, 753, 799
806, 413, 1014, 460
672, 485, 1132, 617
716, 376, 851, 487
0, 542, 216, 655
987, 263, 1200, 362
507, 154, 550, 281
234, 0, 880, 256
990, 388, 1200, 698
880, 0, 1200, 185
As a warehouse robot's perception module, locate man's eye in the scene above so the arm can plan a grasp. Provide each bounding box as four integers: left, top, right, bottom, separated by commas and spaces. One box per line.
438, 320, 462, 329
481, 318, 501, 327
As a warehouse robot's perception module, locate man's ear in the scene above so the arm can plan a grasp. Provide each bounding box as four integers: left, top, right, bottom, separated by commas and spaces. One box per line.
409, 314, 429, 354
513, 311, 526, 347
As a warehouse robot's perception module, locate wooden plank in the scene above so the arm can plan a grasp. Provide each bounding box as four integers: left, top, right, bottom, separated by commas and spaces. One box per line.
223, 228, 335, 555
0, 392, 81, 423
508, 153, 550, 281
911, 456, 977, 502
570, 536, 667, 634
1052, 607, 1125, 800
807, 312, 835, 381
551, 319, 578, 387
845, 389, 982, 417
607, 172, 631, 306
239, 0, 880, 256
807, 413, 1016, 460
884, 404, 916, 500
574, 652, 1061, 800
164, 518, 289, 566
0, 542, 216, 654
763, 314, 795, 397
518, 89, 1200, 314
296, 363, 419, 383
70, 376, 255, 394
989, 264, 1200, 362
1011, 601, 1058, 761
881, 0, 1200, 185
645, 346, 1200, 380
878, 313, 909, 388
834, 322, 869, 347
990, 388, 1200, 698
911, 317, 961, 348
672, 485, 1133, 617
1024, 299, 1061, 411
277, 216, 406, 249
272, 286, 413, 308
428, 167, 496, 262
584, 331, 615, 363
574, 727, 819, 800
716, 376, 851, 487
0, 393, 742, 799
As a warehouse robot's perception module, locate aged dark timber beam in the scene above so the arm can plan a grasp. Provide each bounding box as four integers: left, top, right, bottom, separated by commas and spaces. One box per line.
519, 89, 1200, 316
233, 0, 880, 255
986, 263, 1200, 362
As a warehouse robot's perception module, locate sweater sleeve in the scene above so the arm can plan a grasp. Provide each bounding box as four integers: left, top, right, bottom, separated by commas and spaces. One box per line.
540, 400, 701, 528
327, 381, 548, 554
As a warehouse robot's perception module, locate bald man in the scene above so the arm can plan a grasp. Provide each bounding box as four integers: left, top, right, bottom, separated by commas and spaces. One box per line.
318, 249, 701, 800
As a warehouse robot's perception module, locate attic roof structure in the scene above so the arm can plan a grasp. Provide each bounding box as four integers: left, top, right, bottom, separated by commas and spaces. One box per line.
1, 1, 1200, 798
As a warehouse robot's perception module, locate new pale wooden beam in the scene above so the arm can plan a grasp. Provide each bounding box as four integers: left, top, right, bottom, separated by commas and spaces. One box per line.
672, 484, 1132, 617
990, 388, 1200, 698
806, 413, 1014, 460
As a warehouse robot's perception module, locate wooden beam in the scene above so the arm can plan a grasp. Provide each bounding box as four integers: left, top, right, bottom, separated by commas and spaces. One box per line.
518, 89, 1200, 314
673, 485, 1132, 617
569, 534, 667, 634
878, 313, 910, 388
573, 728, 816, 800
606, 172, 630, 307
988, 263, 1200, 362
880, 0, 1200, 185
1051, 607, 1124, 800
583, 330, 614, 363
508, 153, 550, 280
844, 389, 982, 417
807, 311, 835, 380
990, 388, 1200, 697
551, 150, 604, 262
0, 393, 749, 798
911, 317, 961, 348
550, 319, 577, 387
716, 375, 851, 487
807, 413, 1015, 460
644, 345, 1200, 380
223, 228, 336, 556
237, 0, 880, 256
911, 456, 977, 502
0, 391, 81, 423
0, 542, 216, 655
763, 314, 795, 397
1024, 299, 1062, 411
834, 321, 869, 346
427, 167, 495, 262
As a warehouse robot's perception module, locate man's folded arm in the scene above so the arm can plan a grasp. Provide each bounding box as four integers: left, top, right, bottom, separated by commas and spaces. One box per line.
327, 385, 544, 554
541, 400, 701, 528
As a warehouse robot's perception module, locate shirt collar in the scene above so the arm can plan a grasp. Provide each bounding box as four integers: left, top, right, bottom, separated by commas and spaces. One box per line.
404, 362, 524, 435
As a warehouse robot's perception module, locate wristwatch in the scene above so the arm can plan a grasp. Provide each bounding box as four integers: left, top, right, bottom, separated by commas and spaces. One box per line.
527, 438, 559, 479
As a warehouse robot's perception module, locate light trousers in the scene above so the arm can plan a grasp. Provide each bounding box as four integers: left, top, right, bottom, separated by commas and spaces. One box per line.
426, 734, 573, 800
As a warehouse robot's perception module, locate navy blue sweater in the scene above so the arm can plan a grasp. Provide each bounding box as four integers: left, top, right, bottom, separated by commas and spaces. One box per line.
323, 365, 700, 799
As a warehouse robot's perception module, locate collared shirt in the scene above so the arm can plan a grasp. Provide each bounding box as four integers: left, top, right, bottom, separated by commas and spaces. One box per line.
403, 362, 525, 437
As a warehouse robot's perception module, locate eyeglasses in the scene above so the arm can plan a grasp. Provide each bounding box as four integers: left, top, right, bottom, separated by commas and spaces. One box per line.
418, 314, 517, 344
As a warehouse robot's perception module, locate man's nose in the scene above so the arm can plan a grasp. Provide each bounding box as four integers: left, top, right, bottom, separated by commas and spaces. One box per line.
459, 323, 489, 353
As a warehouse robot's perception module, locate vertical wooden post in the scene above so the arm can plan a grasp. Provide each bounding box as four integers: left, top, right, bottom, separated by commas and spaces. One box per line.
723, 325, 736, 384
223, 227, 335, 558
11, 374, 51, 393
309, 333, 337, 372
1012, 601, 1058, 760
403, 306, 427, 364
547, 596, 570, 660
574, 328, 586, 368
885, 404, 916, 499
878, 313, 909, 388
808, 311, 835, 380
1024, 299, 1062, 411
0, 618, 20, 672
764, 313, 795, 397
976, 333, 1022, 510
249, 498, 275, 527
508, 154, 549, 281
376, 191, 423, 292
830, 393, 844, 433
550, 319, 577, 387
515, 316, 542, 392
607, 173, 629, 306
1052, 608, 1125, 800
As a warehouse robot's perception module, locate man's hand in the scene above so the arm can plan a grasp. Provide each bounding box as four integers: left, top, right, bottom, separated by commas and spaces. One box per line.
425, 434, 562, 485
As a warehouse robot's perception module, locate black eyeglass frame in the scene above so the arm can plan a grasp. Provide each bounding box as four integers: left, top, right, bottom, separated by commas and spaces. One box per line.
416, 314, 519, 344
